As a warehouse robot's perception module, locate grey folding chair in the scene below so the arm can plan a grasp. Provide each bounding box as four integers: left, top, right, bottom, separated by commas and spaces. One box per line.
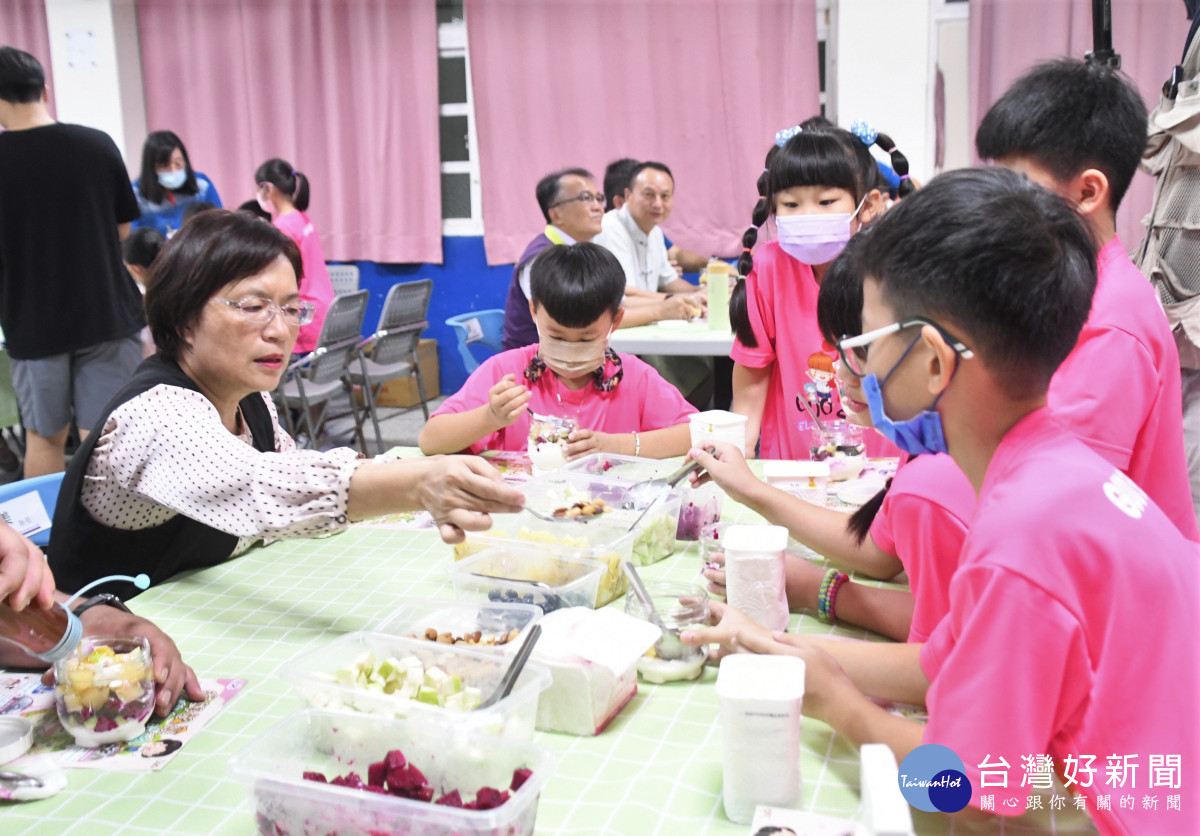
275, 290, 370, 449
347, 279, 433, 454
327, 263, 360, 296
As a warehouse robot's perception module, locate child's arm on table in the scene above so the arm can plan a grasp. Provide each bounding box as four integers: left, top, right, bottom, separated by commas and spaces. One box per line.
566, 422, 692, 460
731, 362, 770, 456
418, 374, 530, 455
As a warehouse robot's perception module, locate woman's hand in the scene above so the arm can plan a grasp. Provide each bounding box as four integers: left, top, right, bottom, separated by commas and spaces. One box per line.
686, 443, 762, 505
679, 600, 775, 661
44, 605, 205, 717
413, 456, 526, 543
565, 429, 615, 460
487, 374, 530, 429
0, 521, 55, 612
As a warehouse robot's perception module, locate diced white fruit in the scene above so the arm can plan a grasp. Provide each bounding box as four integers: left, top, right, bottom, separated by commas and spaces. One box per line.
424, 668, 448, 690
462, 687, 482, 710
335, 668, 356, 688
354, 652, 376, 673
440, 674, 463, 698
443, 692, 466, 711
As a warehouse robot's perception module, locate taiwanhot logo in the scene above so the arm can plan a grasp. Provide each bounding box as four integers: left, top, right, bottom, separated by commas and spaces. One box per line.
898, 744, 973, 813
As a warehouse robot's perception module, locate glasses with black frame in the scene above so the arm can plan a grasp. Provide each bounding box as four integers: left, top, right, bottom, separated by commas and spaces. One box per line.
835, 316, 974, 377
549, 190, 605, 209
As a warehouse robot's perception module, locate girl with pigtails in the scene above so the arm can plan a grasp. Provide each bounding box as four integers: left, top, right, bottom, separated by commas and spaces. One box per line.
729, 122, 909, 460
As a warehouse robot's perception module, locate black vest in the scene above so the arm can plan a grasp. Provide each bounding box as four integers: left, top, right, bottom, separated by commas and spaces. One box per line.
49, 355, 275, 599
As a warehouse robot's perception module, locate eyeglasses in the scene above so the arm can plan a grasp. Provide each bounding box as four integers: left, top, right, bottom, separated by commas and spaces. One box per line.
836, 316, 973, 377
213, 296, 315, 327
550, 191, 605, 209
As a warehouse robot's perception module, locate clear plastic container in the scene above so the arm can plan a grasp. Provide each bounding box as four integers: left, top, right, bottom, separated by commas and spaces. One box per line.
230, 709, 555, 836
809, 420, 866, 482
624, 581, 710, 683
277, 631, 551, 740
54, 636, 155, 747
675, 482, 724, 540
527, 414, 575, 474
450, 547, 603, 612
559, 454, 702, 543
375, 599, 542, 654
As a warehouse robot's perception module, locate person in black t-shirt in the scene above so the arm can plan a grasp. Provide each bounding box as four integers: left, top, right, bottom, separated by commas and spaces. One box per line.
0, 47, 144, 477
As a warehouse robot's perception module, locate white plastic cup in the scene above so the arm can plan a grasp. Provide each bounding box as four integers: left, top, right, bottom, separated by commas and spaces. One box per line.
716, 654, 806, 824
722, 524, 789, 631
689, 409, 748, 455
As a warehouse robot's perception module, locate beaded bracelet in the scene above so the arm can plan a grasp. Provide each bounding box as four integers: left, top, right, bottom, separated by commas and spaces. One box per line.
633, 431, 640, 457
817, 569, 850, 623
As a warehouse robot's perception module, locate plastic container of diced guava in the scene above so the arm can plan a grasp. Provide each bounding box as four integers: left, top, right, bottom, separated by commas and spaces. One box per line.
230, 709, 554, 836
277, 631, 550, 741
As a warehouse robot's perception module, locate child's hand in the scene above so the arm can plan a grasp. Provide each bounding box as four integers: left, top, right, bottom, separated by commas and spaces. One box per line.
739, 629, 856, 725
679, 599, 773, 662
701, 552, 726, 598
487, 374, 530, 428
687, 443, 760, 505
565, 429, 612, 460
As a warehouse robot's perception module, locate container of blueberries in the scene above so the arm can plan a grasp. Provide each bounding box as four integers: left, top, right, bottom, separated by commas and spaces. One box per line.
449, 547, 603, 614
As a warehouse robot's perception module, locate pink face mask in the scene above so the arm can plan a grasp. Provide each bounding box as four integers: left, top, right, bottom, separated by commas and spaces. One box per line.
775, 196, 867, 265
537, 330, 610, 378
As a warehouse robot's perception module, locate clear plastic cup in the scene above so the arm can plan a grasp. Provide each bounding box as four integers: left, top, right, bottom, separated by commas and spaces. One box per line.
624, 581, 709, 683
527, 414, 576, 474
54, 636, 155, 747
699, 521, 732, 567
809, 420, 866, 482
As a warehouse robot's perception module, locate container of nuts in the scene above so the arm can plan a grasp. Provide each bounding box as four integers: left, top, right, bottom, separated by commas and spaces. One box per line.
375, 599, 543, 656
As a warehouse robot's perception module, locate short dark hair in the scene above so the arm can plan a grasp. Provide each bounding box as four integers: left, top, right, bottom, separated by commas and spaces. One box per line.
255, 157, 310, 212
628, 161, 674, 193
122, 227, 166, 269
535, 167, 593, 224
0, 47, 44, 104
603, 158, 640, 211
145, 210, 303, 360
529, 242, 625, 328
975, 58, 1148, 211
180, 200, 216, 226
236, 199, 272, 222
138, 130, 200, 205
817, 234, 866, 347
852, 167, 1097, 399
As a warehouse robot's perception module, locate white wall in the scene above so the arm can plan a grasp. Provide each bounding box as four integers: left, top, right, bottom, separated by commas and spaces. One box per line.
42, 0, 146, 173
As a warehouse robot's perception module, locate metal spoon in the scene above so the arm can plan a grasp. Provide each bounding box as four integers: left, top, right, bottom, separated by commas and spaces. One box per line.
795, 393, 828, 434
626, 458, 706, 509
476, 624, 542, 709
524, 506, 598, 524
0, 770, 44, 790
623, 563, 686, 660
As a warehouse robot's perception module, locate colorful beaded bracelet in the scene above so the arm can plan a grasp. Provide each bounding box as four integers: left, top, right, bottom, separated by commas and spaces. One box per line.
817, 568, 850, 623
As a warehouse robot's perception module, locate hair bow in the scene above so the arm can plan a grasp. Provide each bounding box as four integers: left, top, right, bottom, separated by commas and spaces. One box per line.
850, 120, 878, 147
774, 125, 802, 148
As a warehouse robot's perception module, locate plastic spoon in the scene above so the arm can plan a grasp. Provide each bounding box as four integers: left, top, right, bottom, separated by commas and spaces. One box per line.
476, 624, 542, 710
623, 562, 686, 660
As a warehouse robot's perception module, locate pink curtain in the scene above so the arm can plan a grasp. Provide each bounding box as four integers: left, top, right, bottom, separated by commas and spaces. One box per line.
0, 0, 55, 118
969, 0, 1186, 247
137, 0, 441, 264
466, 0, 819, 266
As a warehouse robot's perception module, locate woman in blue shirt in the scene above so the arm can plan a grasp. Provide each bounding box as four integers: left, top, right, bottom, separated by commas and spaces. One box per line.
132, 130, 222, 236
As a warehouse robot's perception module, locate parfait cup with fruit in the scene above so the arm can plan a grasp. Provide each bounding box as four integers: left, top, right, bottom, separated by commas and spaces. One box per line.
809, 420, 866, 482
55, 636, 155, 746
527, 414, 577, 475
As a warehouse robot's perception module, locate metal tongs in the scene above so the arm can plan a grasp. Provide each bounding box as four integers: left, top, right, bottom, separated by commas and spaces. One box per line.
623, 458, 706, 532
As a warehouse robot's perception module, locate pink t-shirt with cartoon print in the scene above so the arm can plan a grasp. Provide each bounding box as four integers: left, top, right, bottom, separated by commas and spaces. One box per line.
1048, 236, 1197, 542
869, 452, 975, 642
731, 241, 899, 460
919, 408, 1199, 835
432, 344, 696, 454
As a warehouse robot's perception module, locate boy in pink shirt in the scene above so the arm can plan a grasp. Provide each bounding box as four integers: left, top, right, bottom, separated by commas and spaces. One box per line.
420, 243, 695, 457
976, 59, 1198, 541
686, 169, 1199, 835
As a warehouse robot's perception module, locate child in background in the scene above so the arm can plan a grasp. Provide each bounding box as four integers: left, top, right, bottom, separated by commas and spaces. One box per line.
729, 124, 910, 459
420, 243, 695, 458
132, 130, 223, 237
685, 169, 1199, 835
693, 236, 975, 643
254, 159, 335, 355
121, 227, 166, 357
976, 58, 1198, 542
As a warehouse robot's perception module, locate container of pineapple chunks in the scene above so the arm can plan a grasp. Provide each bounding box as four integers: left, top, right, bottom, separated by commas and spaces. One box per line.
278, 631, 551, 741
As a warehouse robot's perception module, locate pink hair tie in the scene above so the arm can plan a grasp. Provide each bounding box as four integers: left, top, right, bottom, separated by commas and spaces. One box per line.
899, 174, 910, 181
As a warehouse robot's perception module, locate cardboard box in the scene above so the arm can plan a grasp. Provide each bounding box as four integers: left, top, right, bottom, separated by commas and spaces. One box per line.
356, 338, 439, 408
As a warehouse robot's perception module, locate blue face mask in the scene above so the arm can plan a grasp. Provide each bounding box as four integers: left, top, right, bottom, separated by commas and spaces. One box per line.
860, 334, 950, 456
157, 168, 187, 191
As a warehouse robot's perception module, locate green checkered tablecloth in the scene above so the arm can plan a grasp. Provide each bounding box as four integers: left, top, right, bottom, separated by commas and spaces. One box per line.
2, 455, 1097, 835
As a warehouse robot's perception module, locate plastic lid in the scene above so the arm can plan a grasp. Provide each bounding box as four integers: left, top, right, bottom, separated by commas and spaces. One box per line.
689, 409, 748, 428
0, 716, 33, 764
32, 607, 82, 664
722, 524, 789, 553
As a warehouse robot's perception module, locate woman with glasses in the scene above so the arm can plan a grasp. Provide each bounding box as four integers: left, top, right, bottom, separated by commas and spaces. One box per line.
687, 239, 975, 643
254, 158, 334, 354
48, 211, 524, 599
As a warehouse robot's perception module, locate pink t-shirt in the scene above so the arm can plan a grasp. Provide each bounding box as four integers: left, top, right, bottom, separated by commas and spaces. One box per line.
432, 344, 697, 454
731, 241, 899, 460
1048, 237, 1198, 542
920, 408, 1199, 834
868, 453, 974, 642
274, 210, 335, 354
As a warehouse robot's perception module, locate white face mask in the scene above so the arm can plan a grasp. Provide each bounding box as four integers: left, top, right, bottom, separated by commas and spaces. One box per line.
775, 195, 867, 265
537, 330, 609, 378
157, 169, 187, 191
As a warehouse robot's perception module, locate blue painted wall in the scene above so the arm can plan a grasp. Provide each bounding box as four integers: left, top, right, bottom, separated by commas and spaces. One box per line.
336, 236, 512, 395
